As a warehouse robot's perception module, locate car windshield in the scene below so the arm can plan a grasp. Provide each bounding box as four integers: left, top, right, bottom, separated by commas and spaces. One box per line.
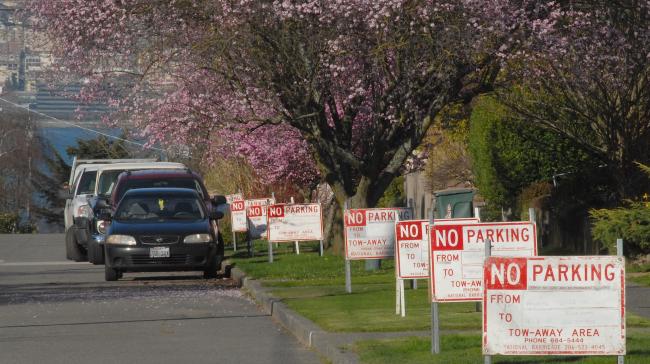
76, 171, 97, 195
97, 170, 126, 197
115, 195, 205, 221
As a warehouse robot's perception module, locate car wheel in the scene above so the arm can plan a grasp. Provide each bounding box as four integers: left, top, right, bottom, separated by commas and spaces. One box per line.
203, 257, 218, 279
66, 228, 87, 262
87, 241, 104, 265
105, 265, 119, 281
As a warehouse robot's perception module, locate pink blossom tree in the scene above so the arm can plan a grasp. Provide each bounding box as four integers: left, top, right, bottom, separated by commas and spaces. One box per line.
28, 0, 558, 251
504, 1, 650, 202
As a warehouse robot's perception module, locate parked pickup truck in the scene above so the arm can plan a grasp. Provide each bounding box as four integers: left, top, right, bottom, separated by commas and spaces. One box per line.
62, 158, 185, 261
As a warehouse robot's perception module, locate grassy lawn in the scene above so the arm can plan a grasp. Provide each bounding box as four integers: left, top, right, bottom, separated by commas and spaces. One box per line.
232, 245, 650, 333
628, 272, 650, 287
354, 332, 650, 364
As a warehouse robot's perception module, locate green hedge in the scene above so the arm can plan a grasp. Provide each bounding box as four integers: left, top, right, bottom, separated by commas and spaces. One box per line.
468, 96, 597, 218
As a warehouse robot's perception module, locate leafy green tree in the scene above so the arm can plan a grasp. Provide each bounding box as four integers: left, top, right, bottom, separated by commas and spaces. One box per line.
591, 163, 650, 257
31, 133, 133, 230
31, 140, 71, 226
66, 134, 131, 159
468, 96, 603, 218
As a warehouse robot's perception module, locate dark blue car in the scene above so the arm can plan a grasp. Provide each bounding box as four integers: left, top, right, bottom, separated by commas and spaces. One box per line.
103, 188, 223, 281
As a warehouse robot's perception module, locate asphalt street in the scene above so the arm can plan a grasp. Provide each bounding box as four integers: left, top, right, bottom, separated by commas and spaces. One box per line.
0, 234, 320, 364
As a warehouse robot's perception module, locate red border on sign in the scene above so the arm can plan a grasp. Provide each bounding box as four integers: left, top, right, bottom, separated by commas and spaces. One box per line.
430, 221, 538, 302
395, 220, 429, 279
243, 197, 274, 239
344, 208, 413, 260
266, 203, 324, 242
482, 256, 626, 356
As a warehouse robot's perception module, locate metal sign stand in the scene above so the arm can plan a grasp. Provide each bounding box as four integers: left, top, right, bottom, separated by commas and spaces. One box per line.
429, 209, 440, 354
344, 198, 352, 293
474, 207, 482, 312
233, 231, 237, 252
484, 238, 492, 364
247, 221, 253, 258
618, 238, 625, 364
290, 197, 300, 255
267, 193, 275, 263
395, 278, 406, 317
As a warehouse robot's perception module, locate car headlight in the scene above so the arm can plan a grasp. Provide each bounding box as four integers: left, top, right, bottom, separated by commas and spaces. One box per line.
96, 220, 109, 235
106, 235, 136, 245
76, 205, 93, 219
184, 234, 213, 243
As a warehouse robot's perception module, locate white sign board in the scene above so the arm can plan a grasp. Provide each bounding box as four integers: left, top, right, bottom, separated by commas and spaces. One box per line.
267, 203, 323, 242
429, 221, 537, 302
230, 200, 247, 232
483, 256, 625, 356
226, 193, 243, 204
395, 218, 479, 279
246, 197, 275, 239
344, 208, 413, 260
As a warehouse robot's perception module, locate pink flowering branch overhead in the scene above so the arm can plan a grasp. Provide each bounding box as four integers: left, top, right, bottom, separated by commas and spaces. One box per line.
28, 0, 565, 251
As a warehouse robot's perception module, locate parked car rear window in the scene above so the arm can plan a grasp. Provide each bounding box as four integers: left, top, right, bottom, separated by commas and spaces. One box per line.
117, 179, 198, 202
76, 171, 97, 195
115, 196, 205, 221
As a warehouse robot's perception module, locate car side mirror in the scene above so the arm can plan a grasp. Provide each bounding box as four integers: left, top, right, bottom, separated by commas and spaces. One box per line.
59, 189, 73, 200
210, 211, 224, 220
98, 210, 112, 221
95, 198, 109, 209
211, 195, 227, 206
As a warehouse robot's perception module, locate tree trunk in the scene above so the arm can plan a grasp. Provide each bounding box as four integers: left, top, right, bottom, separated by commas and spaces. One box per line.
324, 176, 388, 255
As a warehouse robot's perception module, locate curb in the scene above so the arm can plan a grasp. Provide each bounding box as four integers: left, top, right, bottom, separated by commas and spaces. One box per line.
229, 266, 358, 364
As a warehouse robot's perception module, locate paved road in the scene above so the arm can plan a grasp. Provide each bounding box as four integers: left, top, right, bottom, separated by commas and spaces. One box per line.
0, 234, 320, 364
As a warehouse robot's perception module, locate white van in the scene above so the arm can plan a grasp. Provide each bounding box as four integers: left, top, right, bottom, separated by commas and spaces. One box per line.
64, 158, 158, 231
65, 160, 186, 262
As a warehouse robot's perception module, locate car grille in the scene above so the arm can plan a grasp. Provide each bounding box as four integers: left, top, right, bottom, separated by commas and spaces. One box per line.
130, 254, 190, 265
139, 235, 179, 245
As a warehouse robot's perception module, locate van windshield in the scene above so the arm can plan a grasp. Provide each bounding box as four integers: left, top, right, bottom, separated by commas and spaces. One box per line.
98, 170, 126, 197
76, 171, 97, 195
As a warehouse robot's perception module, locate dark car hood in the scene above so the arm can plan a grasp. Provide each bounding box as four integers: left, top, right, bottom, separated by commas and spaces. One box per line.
108, 219, 211, 236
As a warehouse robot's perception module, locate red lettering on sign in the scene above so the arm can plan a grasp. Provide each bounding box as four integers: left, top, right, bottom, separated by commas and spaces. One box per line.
231, 201, 245, 211
485, 257, 527, 290
397, 221, 422, 240
268, 205, 285, 218
345, 210, 366, 227
247, 206, 263, 217
431, 225, 463, 251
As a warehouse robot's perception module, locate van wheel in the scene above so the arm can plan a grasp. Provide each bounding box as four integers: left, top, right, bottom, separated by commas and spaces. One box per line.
105, 265, 119, 281
66, 228, 86, 262
87, 241, 104, 265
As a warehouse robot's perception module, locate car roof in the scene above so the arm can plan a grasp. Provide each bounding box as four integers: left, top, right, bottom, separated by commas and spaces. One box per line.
96, 162, 186, 172
118, 169, 199, 179
122, 187, 200, 197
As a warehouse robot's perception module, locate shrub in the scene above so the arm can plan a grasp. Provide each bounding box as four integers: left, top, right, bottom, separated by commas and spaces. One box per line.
0, 213, 19, 233
590, 203, 650, 257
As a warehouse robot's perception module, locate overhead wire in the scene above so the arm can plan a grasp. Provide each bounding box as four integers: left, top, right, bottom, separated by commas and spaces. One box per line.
0, 96, 167, 154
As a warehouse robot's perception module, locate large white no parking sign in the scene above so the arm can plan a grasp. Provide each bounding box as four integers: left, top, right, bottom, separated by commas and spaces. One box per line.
483, 256, 625, 356
429, 221, 537, 302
